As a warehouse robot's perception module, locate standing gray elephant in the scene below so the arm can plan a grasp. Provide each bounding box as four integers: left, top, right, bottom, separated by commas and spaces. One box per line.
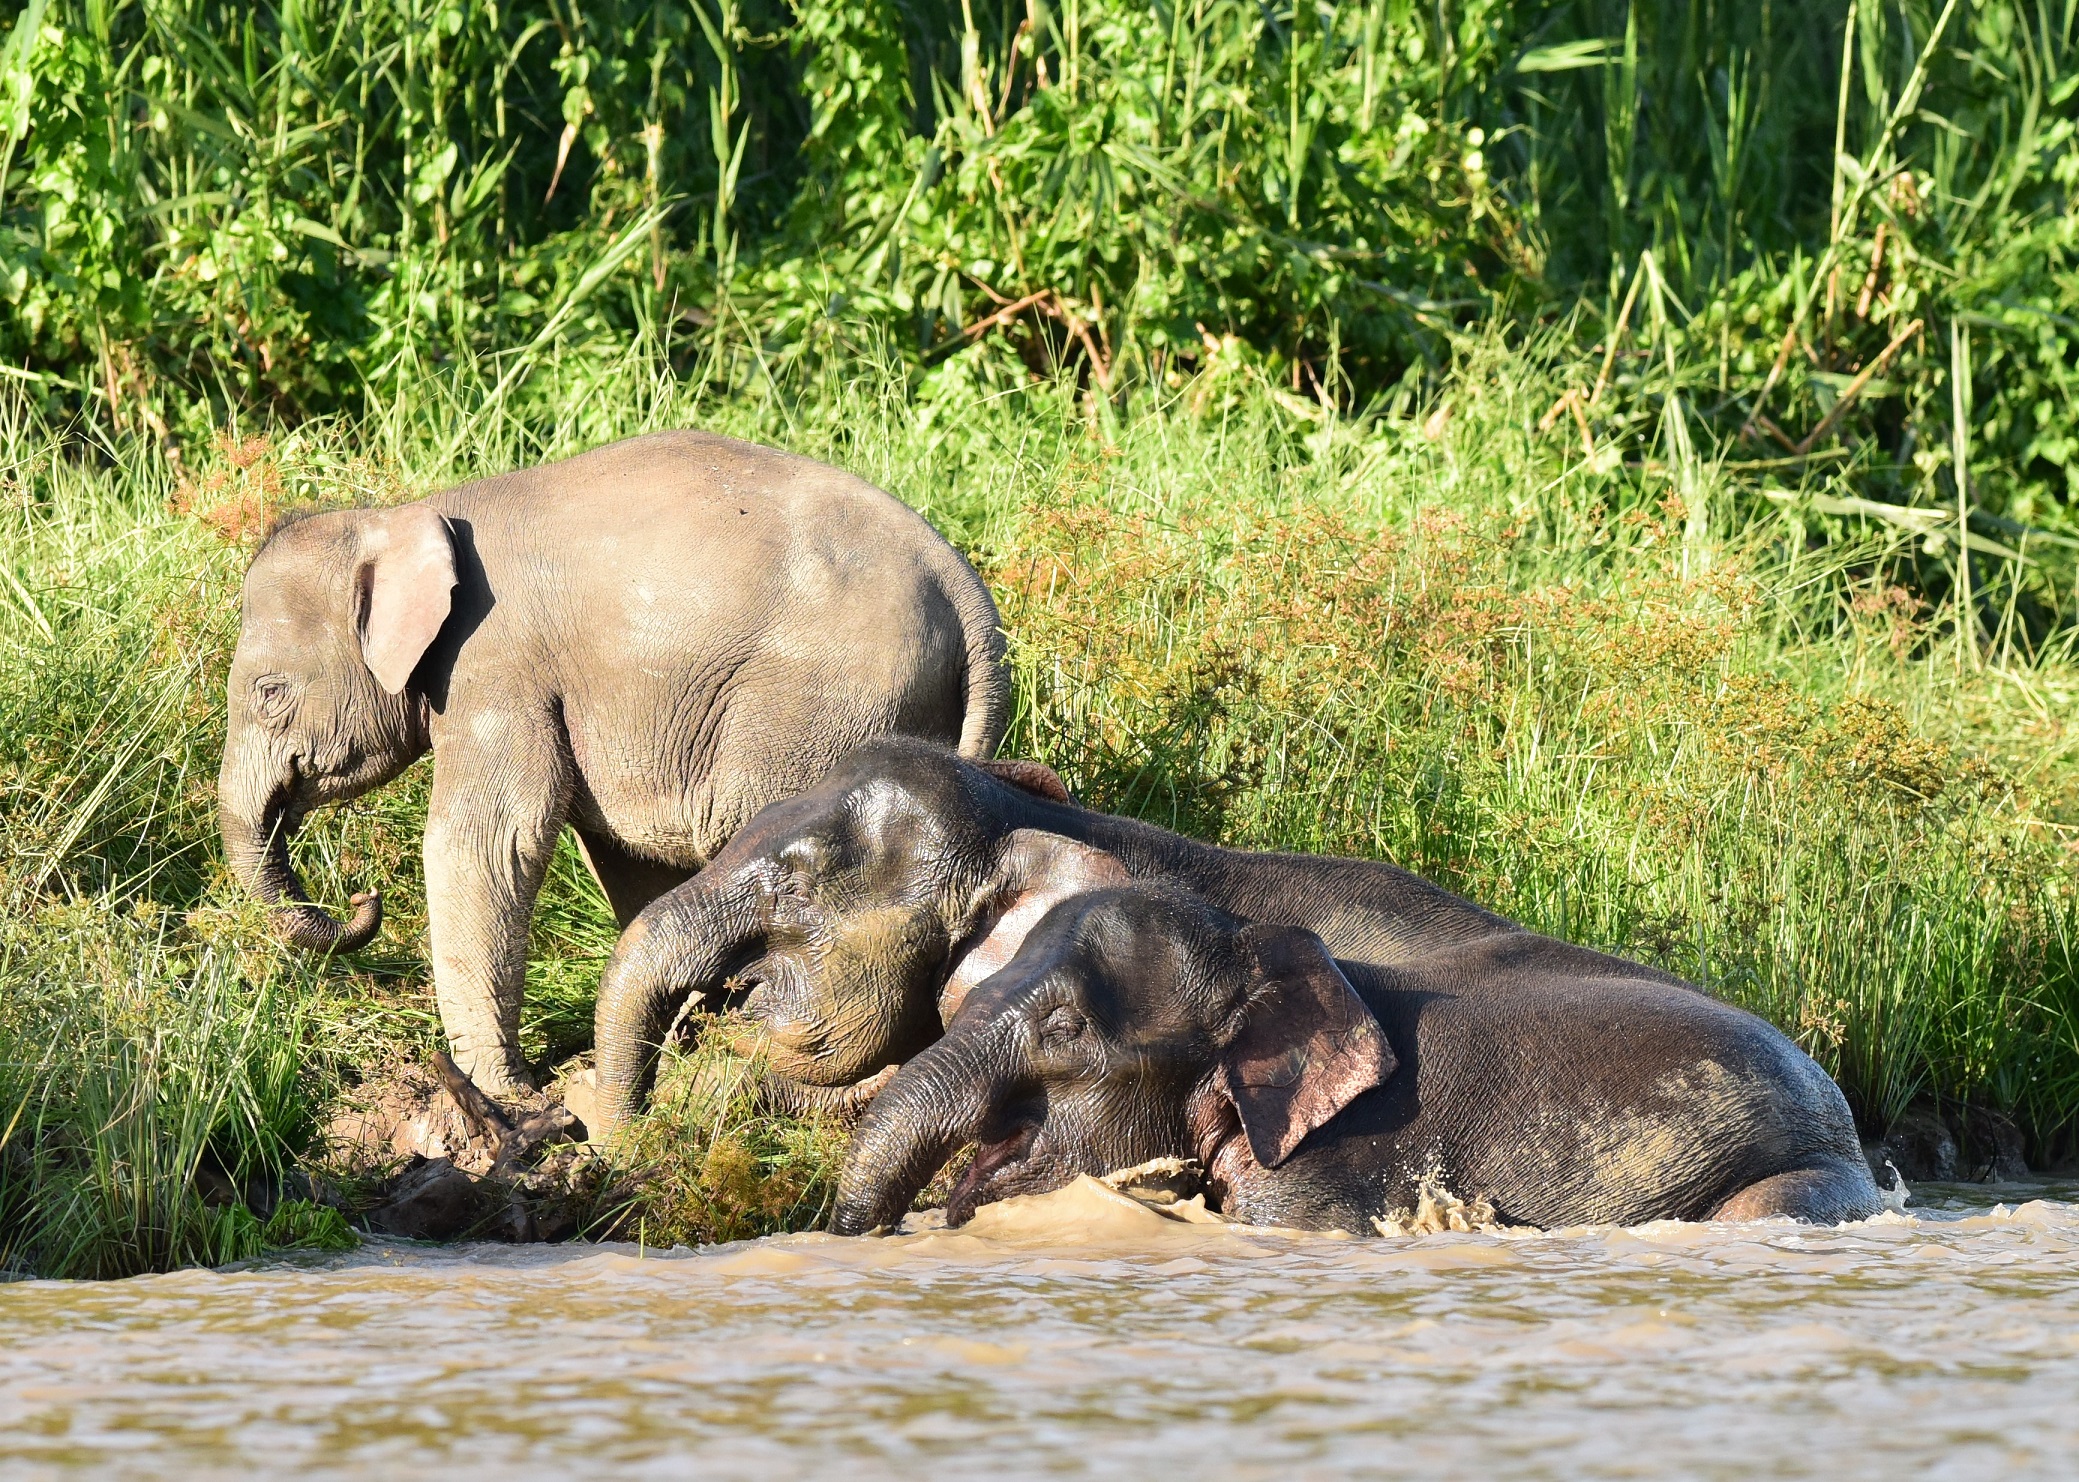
218, 430, 1007, 1095
831, 880, 1884, 1235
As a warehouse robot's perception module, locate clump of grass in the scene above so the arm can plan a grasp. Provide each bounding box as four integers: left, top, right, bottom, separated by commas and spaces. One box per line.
0, 903, 358, 1277
596, 1019, 847, 1248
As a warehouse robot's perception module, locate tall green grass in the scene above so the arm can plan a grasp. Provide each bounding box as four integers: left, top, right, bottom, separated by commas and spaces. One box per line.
0, 317, 2072, 1274
989, 337, 2079, 1142
5, 1, 2076, 559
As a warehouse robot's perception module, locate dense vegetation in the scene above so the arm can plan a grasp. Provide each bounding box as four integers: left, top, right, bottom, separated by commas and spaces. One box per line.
11, 1, 2079, 538
1, 0, 2076, 1274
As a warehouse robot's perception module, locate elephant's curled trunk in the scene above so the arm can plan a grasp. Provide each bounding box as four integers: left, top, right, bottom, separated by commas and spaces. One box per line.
830, 1033, 997, 1236
592, 875, 761, 1135
220, 791, 382, 955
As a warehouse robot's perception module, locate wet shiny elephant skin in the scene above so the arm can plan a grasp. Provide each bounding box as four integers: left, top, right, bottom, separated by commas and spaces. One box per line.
832, 882, 1885, 1235
217, 432, 1008, 1095
589, 737, 1528, 1131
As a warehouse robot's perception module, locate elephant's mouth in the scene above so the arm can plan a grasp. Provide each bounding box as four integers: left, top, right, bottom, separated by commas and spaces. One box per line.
740, 966, 842, 1077
945, 1120, 1051, 1227
727, 968, 773, 1017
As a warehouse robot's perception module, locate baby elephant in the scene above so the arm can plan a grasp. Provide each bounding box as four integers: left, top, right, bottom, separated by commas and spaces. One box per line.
832, 878, 1883, 1235
218, 430, 1007, 1095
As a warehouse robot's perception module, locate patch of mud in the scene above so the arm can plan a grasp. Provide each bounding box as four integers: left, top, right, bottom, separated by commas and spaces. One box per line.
316, 1055, 604, 1243
940, 1175, 1217, 1243
1864, 1103, 2029, 1184
1099, 1157, 1226, 1224
897, 1160, 1227, 1243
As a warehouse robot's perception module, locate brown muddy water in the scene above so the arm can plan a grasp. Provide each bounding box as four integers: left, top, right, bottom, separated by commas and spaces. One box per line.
3, 1179, 2076, 1480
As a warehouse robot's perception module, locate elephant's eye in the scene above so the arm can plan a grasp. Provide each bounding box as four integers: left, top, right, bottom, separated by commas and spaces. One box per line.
1040, 1005, 1086, 1044
774, 874, 809, 902
252, 675, 297, 723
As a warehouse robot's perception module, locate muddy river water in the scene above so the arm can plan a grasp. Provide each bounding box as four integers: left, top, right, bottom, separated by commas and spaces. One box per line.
3, 1178, 2076, 1479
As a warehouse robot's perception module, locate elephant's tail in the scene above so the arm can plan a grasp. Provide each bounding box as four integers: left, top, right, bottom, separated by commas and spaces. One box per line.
936, 540, 1010, 761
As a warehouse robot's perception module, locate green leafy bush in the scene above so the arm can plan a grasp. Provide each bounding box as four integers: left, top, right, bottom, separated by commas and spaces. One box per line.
4, 0, 2071, 555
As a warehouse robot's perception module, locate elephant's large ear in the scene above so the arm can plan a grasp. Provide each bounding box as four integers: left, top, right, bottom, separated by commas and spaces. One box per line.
940, 829, 1127, 1019
978, 758, 1074, 804
357, 505, 456, 694
1220, 924, 1395, 1168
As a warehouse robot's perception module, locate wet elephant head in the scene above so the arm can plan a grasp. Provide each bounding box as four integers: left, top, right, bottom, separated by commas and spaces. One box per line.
590, 741, 1117, 1130
218, 505, 457, 953
829, 882, 1394, 1235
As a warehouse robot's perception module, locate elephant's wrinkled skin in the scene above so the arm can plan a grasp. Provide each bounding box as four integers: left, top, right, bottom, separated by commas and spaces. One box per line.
591, 736, 1534, 1130
833, 881, 1884, 1235
218, 432, 1007, 1094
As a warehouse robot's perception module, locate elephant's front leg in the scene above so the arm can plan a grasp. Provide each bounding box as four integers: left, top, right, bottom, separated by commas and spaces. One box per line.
424, 727, 572, 1096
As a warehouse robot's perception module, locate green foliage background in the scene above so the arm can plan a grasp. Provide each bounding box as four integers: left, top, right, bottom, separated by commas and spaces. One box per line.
5, 0, 2078, 536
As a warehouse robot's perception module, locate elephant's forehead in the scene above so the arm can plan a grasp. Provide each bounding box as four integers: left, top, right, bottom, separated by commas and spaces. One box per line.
844, 776, 938, 852
239, 557, 342, 647
236, 598, 331, 662
823, 902, 941, 956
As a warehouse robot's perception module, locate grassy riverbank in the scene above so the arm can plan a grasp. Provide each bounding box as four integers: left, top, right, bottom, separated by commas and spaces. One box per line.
5, 0, 2079, 1273
0, 325, 2075, 1275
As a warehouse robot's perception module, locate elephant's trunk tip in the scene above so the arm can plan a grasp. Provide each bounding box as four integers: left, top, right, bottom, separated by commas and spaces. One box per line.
274, 888, 382, 954
830, 1043, 993, 1237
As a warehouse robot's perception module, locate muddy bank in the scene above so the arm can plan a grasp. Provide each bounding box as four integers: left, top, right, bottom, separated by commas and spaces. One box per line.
308, 1038, 851, 1246
1864, 1102, 2033, 1186
314, 1056, 607, 1242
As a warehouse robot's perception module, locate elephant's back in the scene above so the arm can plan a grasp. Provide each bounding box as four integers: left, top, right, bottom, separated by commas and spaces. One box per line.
436, 430, 957, 580
1342, 954, 1865, 1227
430, 430, 986, 658
430, 432, 988, 862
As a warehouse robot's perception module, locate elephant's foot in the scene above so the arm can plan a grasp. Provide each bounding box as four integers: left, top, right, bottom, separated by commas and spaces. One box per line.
447, 1044, 537, 1102
433, 1052, 578, 1165
332, 1056, 594, 1243
1711, 1160, 1884, 1224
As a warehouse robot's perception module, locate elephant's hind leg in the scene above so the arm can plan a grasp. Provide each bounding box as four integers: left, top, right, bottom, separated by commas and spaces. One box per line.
1711, 1160, 1884, 1224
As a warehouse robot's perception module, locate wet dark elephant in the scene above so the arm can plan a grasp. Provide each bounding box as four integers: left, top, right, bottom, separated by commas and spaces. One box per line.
831, 881, 1885, 1235
217, 433, 1008, 1095
589, 737, 1530, 1131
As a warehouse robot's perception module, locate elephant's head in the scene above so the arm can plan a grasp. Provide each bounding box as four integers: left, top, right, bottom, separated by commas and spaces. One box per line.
218, 504, 457, 953
590, 740, 1113, 1131
829, 881, 1395, 1235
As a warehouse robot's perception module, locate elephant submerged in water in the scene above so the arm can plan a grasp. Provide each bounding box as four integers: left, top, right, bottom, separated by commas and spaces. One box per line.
831, 880, 1885, 1234
217, 432, 1008, 1095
